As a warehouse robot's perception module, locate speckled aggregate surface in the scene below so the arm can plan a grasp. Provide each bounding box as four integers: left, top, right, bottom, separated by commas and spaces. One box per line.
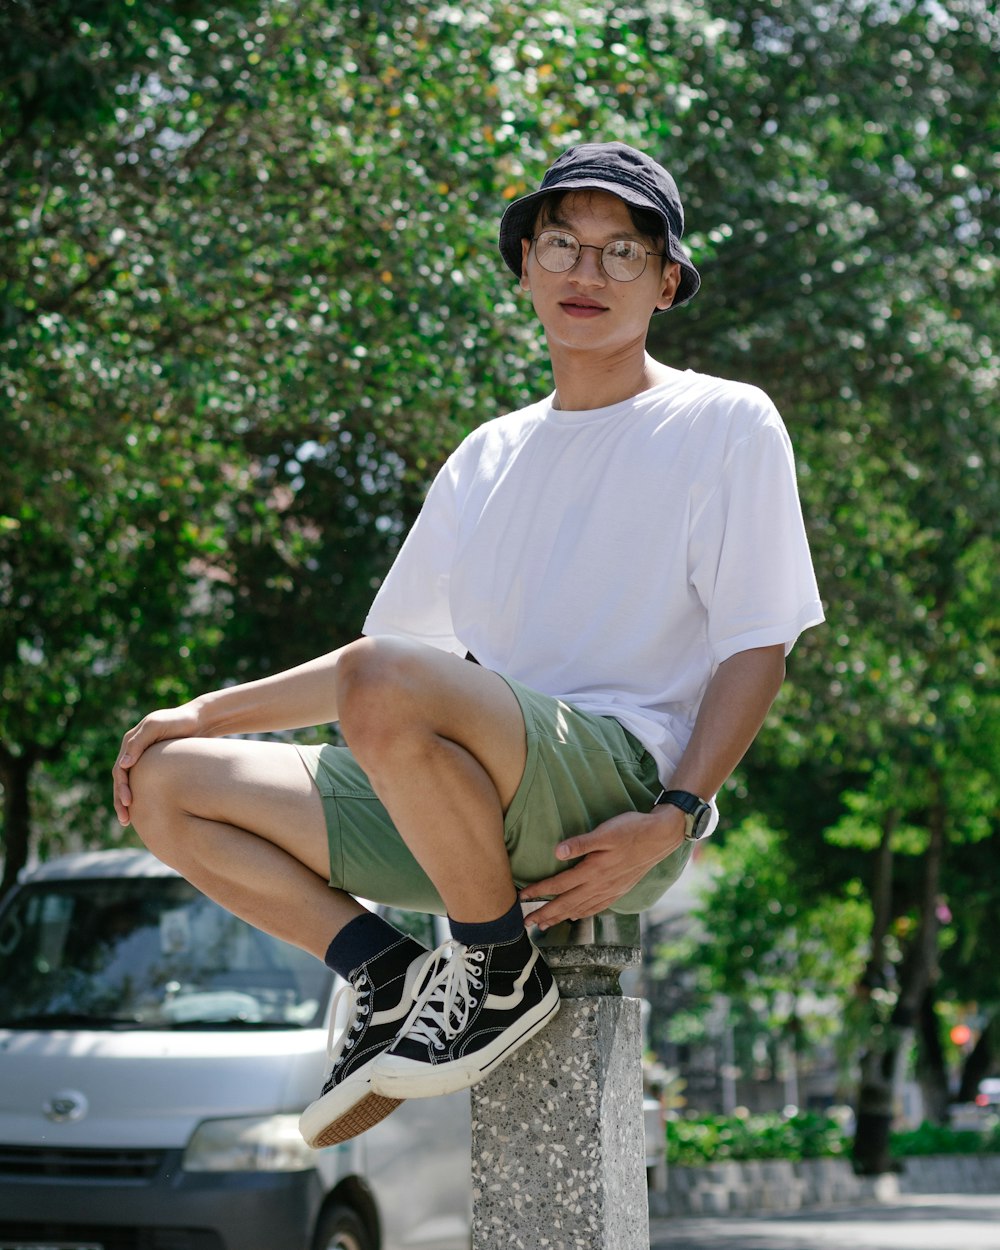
471, 994, 648, 1249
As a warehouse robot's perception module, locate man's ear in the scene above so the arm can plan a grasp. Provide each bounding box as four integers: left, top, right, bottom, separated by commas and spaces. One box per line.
656, 261, 681, 311
520, 237, 532, 290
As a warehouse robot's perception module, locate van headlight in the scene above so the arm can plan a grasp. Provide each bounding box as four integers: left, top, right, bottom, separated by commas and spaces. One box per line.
183, 1115, 317, 1172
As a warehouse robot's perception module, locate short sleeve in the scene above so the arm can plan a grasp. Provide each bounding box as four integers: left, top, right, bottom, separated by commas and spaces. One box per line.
688, 422, 824, 664
362, 459, 464, 654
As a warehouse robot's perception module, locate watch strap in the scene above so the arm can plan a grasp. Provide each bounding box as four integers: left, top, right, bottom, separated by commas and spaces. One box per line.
654, 789, 711, 840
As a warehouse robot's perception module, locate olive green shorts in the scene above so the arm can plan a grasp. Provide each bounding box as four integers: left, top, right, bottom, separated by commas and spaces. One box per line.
295, 674, 691, 916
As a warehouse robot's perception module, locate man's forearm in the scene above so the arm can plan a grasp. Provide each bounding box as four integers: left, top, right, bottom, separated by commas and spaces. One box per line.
192, 646, 349, 737
667, 644, 786, 800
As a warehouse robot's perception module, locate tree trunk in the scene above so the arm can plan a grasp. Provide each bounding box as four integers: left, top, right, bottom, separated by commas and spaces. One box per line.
862, 810, 896, 994
853, 1045, 897, 1175
917, 986, 950, 1124
852, 789, 947, 1173
0, 745, 34, 900
852, 813, 897, 1174
956, 1018, 994, 1104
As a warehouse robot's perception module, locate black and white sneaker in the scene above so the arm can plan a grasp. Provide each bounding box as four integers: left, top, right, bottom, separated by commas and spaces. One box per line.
299, 937, 438, 1147
371, 929, 559, 1099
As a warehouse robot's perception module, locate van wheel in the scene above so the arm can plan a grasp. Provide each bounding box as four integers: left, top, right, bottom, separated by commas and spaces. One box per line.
312, 1203, 374, 1250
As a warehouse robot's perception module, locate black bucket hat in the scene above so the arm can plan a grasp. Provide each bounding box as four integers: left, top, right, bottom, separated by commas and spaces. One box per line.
498, 141, 701, 311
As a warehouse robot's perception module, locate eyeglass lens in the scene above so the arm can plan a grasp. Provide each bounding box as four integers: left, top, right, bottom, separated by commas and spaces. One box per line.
533, 230, 650, 282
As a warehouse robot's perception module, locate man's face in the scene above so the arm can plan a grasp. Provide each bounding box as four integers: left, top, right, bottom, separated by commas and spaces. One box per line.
519, 189, 680, 353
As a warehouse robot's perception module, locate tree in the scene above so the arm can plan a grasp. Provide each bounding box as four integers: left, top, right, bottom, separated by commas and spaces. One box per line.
0, 0, 725, 885
636, 0, 998, 1167
2, 2, 997, 1173
652, 820, 873, 1106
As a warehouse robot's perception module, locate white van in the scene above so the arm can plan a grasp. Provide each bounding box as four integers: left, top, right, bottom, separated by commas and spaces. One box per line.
0, 850, 471, 1250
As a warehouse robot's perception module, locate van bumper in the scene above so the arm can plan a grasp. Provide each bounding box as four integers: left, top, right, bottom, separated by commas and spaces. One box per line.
0, 1150, 323, 1250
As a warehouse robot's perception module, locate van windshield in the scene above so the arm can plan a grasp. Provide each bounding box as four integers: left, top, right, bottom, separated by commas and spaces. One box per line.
0, 875, 332, 1030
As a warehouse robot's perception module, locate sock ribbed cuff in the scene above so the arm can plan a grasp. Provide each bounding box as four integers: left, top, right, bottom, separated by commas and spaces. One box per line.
324, 911, 416, 979
449, 898, 525, 947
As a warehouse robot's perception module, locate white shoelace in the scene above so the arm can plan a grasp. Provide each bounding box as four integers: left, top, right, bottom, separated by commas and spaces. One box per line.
325, 973, 371, 1070
396, 940, 486, 1052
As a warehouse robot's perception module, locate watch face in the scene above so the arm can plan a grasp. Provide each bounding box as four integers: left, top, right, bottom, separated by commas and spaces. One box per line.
689, 807, 712, 839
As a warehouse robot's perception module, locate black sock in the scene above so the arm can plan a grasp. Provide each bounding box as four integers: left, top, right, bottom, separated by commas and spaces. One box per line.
324, 911, 420, 979
449, 898, 525, 947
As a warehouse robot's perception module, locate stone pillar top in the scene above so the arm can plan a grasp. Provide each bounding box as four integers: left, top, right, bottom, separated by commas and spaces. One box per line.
526, 908, 641, 997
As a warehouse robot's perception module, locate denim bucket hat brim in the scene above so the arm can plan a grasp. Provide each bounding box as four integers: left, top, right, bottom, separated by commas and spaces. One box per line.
498, 142, 701, 311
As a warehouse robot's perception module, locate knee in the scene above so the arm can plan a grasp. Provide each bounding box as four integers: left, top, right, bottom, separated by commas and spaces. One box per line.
127, 742, 191, 858
336, 636, 427, 758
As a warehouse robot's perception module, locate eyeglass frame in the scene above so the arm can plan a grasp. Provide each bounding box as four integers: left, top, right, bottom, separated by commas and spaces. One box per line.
529, 228, 667, 283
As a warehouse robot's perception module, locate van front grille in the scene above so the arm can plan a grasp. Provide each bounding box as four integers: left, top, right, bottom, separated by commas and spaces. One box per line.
0, 1144, 165, 1180
0, 1224, 222, 1250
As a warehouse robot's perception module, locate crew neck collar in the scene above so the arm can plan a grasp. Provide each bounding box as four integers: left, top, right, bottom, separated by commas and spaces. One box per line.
543, 371, 691, 425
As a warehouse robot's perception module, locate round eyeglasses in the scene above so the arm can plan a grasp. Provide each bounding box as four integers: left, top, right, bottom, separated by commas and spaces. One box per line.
531, 229, 665, 283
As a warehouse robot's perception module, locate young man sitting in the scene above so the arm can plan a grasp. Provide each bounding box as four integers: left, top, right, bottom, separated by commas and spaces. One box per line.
112, 142, 824, 1148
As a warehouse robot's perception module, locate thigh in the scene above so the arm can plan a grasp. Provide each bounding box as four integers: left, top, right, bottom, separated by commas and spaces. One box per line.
499, 677, 690, 910
350, 637, 529, 811
142, 738, 332, 879
298, 743, 448, 914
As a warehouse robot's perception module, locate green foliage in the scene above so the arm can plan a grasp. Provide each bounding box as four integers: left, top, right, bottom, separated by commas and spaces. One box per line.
666, 1113, 851, 1166
6, 0, 704, 871
666, 1113, 1000, 1165
1, 0, 997, 1065
890, 1120, 1000, 1158
658, 818, 873, 1071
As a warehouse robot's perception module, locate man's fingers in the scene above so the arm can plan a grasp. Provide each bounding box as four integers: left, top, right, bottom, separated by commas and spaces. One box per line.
520, 864, 608, 930
525, 889, 607, 931
112, 780, 132, 826
521, 861, 587, 901
555, 828, 609, 861
111, 722, 147, 826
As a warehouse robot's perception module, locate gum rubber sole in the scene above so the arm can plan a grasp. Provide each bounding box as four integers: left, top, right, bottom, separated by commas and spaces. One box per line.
301, 1091, 403, 1148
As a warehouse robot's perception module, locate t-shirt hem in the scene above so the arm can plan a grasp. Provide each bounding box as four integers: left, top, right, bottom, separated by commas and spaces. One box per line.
712, 603, 825, 665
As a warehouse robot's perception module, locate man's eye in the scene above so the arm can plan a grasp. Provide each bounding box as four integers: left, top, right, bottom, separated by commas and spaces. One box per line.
607, 240, 643, 260
549, 233, 576, 249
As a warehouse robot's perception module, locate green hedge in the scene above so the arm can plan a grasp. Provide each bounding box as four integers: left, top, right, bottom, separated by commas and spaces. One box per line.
666, 1113, 850, 1166
891, 1120, 1000, 1157
666, 1113, 1000, 1167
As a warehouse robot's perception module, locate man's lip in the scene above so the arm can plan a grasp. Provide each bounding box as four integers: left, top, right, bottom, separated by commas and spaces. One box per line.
559, 298, 608, 315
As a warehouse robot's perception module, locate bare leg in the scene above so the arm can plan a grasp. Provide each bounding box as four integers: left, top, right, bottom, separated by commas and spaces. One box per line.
129, 637, 529, 946
128, 739, 364, 958
336, 637, 529, 923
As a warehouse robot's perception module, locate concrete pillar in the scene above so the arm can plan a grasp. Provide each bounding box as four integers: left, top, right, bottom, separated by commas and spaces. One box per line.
471, 913, 647, 1250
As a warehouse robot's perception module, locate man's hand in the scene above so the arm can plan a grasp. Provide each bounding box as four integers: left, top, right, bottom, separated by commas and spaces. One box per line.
518, 805, 687, 930
519, 644, 786, 928
112, 702, 204, 826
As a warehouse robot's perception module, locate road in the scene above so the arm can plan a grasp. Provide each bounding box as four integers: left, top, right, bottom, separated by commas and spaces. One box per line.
648, 1193, 1000, 1250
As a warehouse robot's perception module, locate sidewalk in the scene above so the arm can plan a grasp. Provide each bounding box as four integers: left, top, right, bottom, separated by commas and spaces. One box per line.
648, 1192, 1000, 1250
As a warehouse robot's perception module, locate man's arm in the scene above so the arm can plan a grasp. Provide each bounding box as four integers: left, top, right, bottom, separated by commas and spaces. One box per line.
518, 643, 787, 929
112, 645, 354, 825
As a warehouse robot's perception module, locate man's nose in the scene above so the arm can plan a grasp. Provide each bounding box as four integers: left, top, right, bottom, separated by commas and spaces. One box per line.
570, 244, 607, 283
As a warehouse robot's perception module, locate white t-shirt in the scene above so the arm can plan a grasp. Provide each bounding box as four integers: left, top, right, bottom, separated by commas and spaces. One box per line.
364, 369, 824, 790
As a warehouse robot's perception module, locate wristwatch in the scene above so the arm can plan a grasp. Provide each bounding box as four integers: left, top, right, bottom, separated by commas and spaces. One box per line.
654, 789, 713, 841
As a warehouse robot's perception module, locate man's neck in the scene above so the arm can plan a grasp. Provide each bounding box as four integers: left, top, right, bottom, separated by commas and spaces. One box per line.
548, 346, 678, 412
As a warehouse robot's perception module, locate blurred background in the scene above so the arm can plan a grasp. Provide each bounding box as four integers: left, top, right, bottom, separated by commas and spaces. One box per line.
1, 0, 997, 1177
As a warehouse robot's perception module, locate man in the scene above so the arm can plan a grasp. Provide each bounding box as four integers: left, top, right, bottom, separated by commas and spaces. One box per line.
112, 142, 824, 1150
